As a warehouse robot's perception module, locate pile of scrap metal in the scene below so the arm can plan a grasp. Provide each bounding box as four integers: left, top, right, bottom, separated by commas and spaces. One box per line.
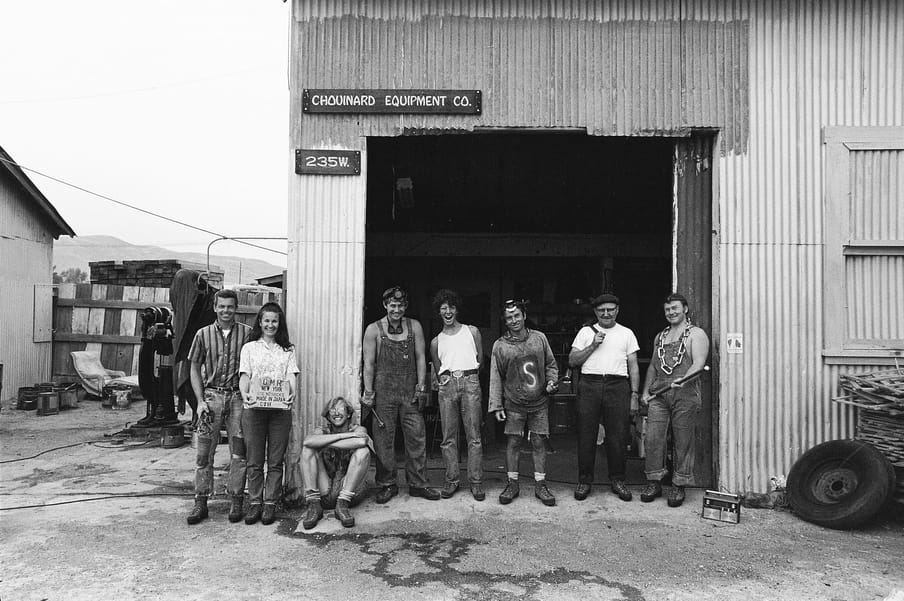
784, 368, 902, 530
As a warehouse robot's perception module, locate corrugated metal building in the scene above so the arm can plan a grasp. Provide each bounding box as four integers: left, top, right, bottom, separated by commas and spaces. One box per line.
0, 146, 76, 397
285, 0, 904, 495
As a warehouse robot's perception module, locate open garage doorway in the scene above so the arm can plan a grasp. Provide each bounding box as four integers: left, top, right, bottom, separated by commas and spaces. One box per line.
364, 131, 714, 488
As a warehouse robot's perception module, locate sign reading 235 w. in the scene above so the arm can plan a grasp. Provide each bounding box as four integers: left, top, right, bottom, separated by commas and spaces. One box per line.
295, 149, 361, 176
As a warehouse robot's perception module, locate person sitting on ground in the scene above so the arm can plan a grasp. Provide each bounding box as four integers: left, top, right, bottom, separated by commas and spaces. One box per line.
300, 396, 372, 529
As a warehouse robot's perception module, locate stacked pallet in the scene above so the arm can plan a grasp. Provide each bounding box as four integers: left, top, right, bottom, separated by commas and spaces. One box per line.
835, 369, 904, 414
834, 368, 904, 504
855, 411, 904, 466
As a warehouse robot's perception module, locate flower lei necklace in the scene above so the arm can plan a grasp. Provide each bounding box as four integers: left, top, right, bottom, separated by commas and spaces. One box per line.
657, 320, 692, 375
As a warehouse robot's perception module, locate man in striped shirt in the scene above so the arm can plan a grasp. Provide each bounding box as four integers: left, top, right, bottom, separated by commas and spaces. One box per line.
186, 289, 253, 525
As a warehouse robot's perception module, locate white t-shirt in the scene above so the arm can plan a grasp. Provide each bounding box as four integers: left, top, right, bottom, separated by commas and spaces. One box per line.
571, 323, 640, 376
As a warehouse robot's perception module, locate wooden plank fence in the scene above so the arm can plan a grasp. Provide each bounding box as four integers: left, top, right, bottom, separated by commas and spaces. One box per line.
52, 283, 282, 380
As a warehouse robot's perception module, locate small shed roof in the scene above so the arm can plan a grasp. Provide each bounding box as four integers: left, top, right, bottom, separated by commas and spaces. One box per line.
0, 145, 76, 237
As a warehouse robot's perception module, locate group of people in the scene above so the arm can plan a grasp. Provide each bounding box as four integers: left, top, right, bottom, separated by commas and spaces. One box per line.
185, 289, 299, 526
184, 285, 709, 529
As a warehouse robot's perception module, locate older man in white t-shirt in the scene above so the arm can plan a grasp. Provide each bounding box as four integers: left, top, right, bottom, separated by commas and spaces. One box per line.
568, 293, 640, 502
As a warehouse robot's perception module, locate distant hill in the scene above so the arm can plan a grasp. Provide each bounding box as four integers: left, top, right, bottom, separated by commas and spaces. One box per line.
54, 235, 285, 285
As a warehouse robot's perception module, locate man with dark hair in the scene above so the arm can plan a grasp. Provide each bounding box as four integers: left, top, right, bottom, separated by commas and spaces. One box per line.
300, 396, 372, 529
429, 289, 485, 500
489, 300, 559, 506
186, 288, 252, 525
639, 293, 710, 507
569, 293, 640, 502
362, 286, 440, 503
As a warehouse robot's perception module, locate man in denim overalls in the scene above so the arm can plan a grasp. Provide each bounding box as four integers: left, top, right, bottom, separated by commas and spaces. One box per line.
362, 286, 440, 503
639, 293, 710, 507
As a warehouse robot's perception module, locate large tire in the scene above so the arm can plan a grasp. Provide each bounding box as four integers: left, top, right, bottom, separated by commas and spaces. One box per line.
788, 439, 895, 530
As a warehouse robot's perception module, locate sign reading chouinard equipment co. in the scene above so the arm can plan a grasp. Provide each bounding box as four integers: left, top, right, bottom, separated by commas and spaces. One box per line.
295, 149, 361, 175
302, 89, 481, 115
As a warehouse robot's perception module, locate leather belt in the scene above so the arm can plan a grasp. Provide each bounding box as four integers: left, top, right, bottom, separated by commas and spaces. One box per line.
580, 374, 627, 382
207, 386, 239, 392
447, 369, 479, 378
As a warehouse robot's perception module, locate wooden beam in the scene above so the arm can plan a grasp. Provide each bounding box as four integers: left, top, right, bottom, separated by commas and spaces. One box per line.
54, 298, 261, 314
55, 333, 142, 344
366, 232, 668, 258
56, 298, 172, 310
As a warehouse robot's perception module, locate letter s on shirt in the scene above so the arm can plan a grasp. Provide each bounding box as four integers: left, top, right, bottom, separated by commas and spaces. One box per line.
521, 361, 538, 389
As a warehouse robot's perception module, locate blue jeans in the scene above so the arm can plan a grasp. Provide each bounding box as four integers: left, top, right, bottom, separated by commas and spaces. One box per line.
576, 376, 630, 483
194, 389, 246, 497
438, 373, 483, 485
242, 408, 292, 504
644, 390, 700, 486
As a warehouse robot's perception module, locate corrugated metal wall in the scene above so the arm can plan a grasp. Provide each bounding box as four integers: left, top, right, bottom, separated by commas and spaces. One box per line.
719, 0, 904, 492
845, 149, 904, 342
289, 0, 904, 493
284, 168, 367, 493
0, 170, 55, 396
291, 0, 749, 149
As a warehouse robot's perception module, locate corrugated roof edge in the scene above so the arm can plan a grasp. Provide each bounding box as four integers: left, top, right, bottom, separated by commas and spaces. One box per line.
0, 144, 76, 238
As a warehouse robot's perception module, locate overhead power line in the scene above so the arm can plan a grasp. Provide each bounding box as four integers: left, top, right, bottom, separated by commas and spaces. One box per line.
0, 156, 286, 256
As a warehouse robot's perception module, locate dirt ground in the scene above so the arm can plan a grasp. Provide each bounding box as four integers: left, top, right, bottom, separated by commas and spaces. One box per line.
1, 399, 902, 601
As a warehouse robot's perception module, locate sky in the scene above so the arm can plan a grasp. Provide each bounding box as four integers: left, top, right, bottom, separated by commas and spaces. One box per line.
0, 1, 290, 267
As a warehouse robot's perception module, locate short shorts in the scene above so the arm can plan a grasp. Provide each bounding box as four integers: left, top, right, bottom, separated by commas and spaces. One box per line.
504, 406, 549, 437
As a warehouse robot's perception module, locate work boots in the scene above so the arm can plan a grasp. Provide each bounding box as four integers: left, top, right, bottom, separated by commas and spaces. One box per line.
374, 484, 398, 504
640, 481, 663, 503
409, 486, 441, 500
667, 486, 686, 507
227, 495, 244, 523
261, 504, 277, 525
470, 483, 485, 501
334, 499, 355, 528
186, 496, 208, 525
611, 480, 633, 502
499, 479, 520, 505
440, 481, 460, 499
301, 499, 324, 530
534, 481, 556, 506
244, 504, 262, 525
